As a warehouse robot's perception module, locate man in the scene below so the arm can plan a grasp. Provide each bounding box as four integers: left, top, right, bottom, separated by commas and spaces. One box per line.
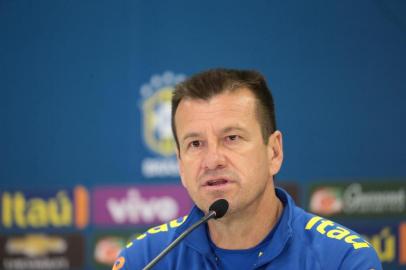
113, 69, 382, 269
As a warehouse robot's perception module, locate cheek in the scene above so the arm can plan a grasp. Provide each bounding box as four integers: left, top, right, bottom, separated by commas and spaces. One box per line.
177, 158, 186, 186
179, 158, 200, 187
244, 149, 270, 177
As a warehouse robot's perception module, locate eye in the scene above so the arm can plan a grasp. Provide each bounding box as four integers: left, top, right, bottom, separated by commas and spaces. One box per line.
189, 140, 202, 148
225, 135, 239, 142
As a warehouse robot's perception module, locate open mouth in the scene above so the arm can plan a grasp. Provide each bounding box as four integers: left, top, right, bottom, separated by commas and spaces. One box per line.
206, 179, 229, 186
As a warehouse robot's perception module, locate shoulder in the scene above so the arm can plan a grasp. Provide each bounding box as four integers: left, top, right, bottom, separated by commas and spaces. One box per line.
289, 207, 382, 269
112, 216, 188, 270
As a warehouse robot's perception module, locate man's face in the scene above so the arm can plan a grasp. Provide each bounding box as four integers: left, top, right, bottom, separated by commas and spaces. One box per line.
175, 88, 283, 215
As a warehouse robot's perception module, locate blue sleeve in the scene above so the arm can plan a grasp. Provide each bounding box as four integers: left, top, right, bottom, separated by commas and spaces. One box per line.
339, 246, 382, 270
112, 248, 128, 270
112, 239, 150, 270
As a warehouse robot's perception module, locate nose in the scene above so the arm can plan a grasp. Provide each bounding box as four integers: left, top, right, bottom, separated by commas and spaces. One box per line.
202, 142, 226, 171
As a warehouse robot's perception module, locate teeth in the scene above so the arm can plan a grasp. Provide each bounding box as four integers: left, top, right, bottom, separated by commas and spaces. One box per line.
207, 179, 227, 186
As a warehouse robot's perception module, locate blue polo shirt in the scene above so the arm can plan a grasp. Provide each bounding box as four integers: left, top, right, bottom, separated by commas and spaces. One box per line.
209, 207, 283, 270
113, 188, 382, 270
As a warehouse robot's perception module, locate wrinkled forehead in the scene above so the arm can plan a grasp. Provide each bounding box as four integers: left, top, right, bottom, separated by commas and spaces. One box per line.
175, 89, 259, 131
177, 87, 256, 112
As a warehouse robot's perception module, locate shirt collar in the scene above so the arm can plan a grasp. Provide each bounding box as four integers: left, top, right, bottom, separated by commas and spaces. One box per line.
174, 205, 213, 255
256, 187, 294, 265
174, 187, 294, 262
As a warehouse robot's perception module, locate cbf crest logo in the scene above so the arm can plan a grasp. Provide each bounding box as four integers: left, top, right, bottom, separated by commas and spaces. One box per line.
140, 71, 186, 178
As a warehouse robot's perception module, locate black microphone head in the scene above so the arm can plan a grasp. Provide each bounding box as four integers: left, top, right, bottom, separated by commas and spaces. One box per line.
209, 199, 229, 219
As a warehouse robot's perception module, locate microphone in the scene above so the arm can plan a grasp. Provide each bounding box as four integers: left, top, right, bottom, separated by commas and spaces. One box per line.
142, 199, 229, 270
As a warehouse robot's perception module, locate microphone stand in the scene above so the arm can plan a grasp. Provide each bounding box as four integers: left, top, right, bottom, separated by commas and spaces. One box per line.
142, 210, 216, 270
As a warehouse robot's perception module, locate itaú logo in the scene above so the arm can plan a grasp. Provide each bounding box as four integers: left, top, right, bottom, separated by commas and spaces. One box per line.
362, 223, 406, 266
1, 186, 89, 229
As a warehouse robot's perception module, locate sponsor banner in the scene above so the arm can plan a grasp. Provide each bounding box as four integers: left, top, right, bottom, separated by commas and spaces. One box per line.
343, 221, 406, 270
139, 71, 186, 178
308, 181, 406, 218
0, 233, 85, 270
92, 185, 192, 226
0, 186, 89, 230
91, 229, 146, 270
278, 182, 301, 207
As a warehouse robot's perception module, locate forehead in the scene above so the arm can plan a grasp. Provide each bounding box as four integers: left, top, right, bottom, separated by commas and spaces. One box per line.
174, 88, 259, 134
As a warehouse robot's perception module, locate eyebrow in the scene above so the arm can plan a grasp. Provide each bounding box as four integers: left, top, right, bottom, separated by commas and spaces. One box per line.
180, 126, 247, 143
221, 126, 247, 134
181, 132, 202, 144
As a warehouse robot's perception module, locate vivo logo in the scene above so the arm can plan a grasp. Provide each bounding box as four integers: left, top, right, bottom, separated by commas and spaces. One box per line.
106, 189, 178, 224
92, 185, 192, 226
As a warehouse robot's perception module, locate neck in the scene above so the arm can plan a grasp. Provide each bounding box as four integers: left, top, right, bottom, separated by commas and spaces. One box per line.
207, 188, 283, 250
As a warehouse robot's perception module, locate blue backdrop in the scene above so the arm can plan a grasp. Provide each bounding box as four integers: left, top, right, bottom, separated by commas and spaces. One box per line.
1, 0, 405, 187
1, 1, 405, 269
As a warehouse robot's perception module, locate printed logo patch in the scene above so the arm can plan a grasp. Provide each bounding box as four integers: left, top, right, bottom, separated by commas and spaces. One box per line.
139, 71, 186, 178
0, 233, 85, 270
308, 181, 406, 218
112, 256, 125, 270
92, 185, 192, 226
305, 216, 370, 250
0, 186, 89, 230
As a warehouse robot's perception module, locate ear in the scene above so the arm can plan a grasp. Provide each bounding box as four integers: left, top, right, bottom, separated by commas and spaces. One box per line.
176, 148, 187, 188
267, 130, 284, 176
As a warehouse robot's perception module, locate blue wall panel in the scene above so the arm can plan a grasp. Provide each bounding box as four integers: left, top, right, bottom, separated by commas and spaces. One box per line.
0, 1, 405, 269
